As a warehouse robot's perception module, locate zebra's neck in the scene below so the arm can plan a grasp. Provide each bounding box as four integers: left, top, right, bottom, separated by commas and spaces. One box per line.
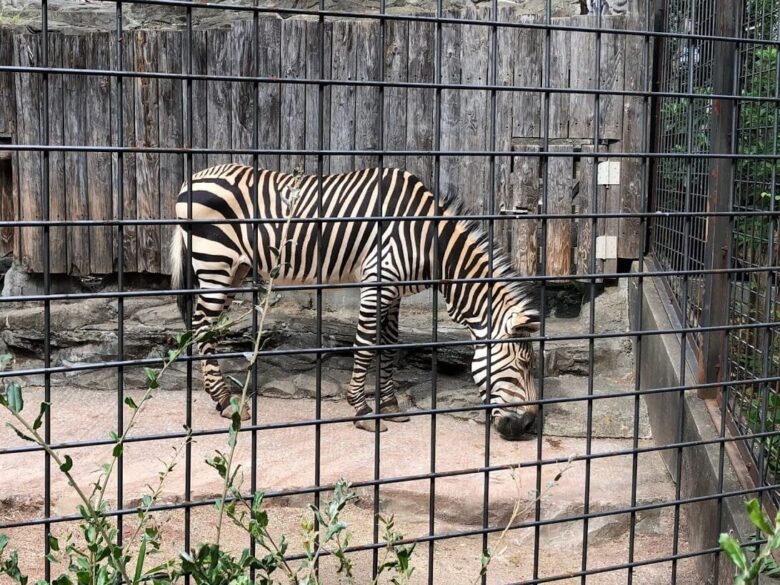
436, 218, 517, 337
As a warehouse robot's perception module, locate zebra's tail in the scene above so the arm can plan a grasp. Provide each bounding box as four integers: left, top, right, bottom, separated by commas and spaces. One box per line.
169, 226, 190, 323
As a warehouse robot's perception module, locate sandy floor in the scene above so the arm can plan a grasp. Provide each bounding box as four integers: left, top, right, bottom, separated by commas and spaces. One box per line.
0, 387, 698, 584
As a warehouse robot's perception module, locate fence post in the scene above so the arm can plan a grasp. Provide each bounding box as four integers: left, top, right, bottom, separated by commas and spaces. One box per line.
698, 0, 739, 400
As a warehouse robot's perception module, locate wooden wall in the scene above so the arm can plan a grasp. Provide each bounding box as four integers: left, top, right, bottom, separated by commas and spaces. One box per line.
0, 9, 650, 278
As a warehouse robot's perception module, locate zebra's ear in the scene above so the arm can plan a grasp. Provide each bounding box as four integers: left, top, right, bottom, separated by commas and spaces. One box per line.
508, 309, 540, 333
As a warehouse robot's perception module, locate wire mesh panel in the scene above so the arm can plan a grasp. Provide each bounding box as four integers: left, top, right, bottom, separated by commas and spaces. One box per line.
651, 0, 718, 346
727, 0, 780, 496
0, 1, 778, 584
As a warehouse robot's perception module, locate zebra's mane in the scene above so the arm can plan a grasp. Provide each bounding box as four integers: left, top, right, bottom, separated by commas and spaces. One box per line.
438, 192, 538, 312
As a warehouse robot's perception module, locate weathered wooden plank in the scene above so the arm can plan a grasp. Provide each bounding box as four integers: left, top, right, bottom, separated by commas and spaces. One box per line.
231, 20, 255, 168
603, 145, 621, 273
158, 30, 184, 275
304, 20, 332, 175
576, 144, 595, 276
546, 22, 570, 140
354, 21, 380, 170
405, 19, 434, 184
494, 6, 515, 153
330, 19, 357, 174
569, 17, 597, 139
510, 146, 541, 276
86, 33, 114, 274
280, 18, 307, 173
111, 30, 138, 273
63, 34, 90, 276
598, 18, 625, 141
383, 19, 408, 170
547, 143, 573, 276
0, 30, 15, 258
257, 17, 281, 172
459, 6, 490, 211
0, 161, 11, 259
0, 30, 16, 138
513, 17, 542, 138
133, 30, 161, 273
617, 14, 648, 258
188, 29, 209, 173
14, 34, 43, 271
207, 29, 232, 168
439, 10, 462, 201
47, 33, 67, 273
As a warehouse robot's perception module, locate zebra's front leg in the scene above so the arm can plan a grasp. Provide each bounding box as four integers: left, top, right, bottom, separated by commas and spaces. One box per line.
377, 299, 409, 423
348, 287, 400, 433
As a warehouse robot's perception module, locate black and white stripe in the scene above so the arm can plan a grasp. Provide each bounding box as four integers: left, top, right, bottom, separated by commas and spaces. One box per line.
170, 164, 539, 439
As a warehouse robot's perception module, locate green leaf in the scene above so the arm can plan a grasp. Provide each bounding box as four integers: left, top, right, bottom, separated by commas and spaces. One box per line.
124, 396, 138, 410
0, 534, 8, 554
48, 533, 59, 552
59, 455, 73, 473
719, 533, 748, 572
144, 368, 159, 389
269, 266, 280, 279
112, 443, 123, 458
8, 423, 35, 443
32, 402, 50, 431
134, 536, 147, 585
5, 382, 23, 414
746, 499, 774, 535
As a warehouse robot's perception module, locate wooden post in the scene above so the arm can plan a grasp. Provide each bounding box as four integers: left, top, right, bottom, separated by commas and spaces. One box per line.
698, 0, 739, 399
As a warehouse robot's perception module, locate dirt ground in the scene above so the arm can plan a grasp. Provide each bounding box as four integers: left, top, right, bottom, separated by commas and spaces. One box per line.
0, 386, 699, 584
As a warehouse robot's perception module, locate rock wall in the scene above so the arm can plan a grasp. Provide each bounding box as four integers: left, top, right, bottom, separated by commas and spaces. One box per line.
0, 0, 641, 33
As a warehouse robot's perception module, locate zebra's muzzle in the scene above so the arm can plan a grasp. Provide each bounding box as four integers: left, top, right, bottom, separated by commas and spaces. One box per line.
495, 410, 536, 440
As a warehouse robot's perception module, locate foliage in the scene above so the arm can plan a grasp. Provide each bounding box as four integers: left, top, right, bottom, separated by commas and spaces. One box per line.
720, 498, 780, 585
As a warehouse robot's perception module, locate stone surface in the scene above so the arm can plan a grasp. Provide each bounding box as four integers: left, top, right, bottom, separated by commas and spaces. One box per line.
0, 0, 591, 33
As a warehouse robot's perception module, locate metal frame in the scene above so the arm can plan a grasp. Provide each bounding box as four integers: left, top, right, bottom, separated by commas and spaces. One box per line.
1, 0, 779, 583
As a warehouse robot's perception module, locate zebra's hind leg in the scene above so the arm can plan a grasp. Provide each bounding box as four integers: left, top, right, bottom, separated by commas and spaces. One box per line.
193, 262, 251, 421
348, 286, 401, 433
377, 298, 409, 423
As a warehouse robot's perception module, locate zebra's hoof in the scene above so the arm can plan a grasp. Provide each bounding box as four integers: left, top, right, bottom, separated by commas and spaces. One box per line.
220, 402, 251, 422
354, 417, 388, 433
380, 401, 410, 423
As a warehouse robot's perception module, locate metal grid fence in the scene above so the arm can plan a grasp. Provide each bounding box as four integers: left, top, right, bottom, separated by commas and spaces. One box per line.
726, 0, 780, 498
0, 0, 778, 584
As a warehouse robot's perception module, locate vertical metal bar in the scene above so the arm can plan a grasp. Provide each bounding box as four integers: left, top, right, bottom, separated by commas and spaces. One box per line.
428, 1, 444, 581
671, 1, 700, 580
314, 0, 326, 573
581, 5, 603, 582
373, 2, 387, 578
626, 3, 653, 583
699, 0, 739, 401
481, 3, 499, 582
41, 1, 52, 579
184, 0, 194, 574
113, 0, 126, 559
250, 0, 260, 576
532, 0, 552, 579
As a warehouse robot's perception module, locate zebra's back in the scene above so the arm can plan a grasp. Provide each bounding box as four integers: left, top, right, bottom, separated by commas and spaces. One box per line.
175, 164, 440, 288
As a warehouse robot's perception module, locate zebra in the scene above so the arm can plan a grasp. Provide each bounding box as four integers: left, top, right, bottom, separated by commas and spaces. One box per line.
579, 0, 630, 16
169, 164, 540, 440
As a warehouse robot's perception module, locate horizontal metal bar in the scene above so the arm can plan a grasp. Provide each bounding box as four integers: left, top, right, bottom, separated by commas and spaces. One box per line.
3, 62, 780, 105
3, 209, 780, 230
2, 143, 780, 160
0, 262, 776, 307
2, 313, 779, 381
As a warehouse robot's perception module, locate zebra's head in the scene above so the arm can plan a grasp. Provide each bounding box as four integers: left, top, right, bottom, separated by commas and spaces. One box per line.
472, 304, 539, 441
